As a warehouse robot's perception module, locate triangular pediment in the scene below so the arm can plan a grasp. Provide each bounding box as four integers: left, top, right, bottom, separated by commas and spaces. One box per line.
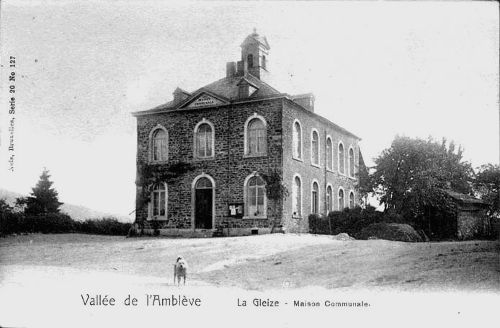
181, 91, 229, 109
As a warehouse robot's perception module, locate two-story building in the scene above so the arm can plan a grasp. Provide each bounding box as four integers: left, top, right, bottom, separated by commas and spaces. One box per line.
132, 30, 361, 237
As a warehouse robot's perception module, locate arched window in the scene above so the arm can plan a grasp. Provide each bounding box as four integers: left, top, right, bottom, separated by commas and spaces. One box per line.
326, 137, 333, 170
311, 130, 319, 166
338, 188, 345, 210
326, 185, 333, 212
196, 177, 212, 189
150, 183, 167, 219
246, 174, 266, 218
292, 175, 302, 217
293, 120, 302, 159
247, 54, 254, 68
151, 128, 168, 162
194, 121, 214, 158
246, 117, 267, 156
338, 142, 345, 174
349, 191, 355, 209
312, 181, 319, 214
349, 147, 355, 178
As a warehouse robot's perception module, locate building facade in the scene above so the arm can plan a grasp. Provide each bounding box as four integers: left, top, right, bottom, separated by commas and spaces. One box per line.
132, 31, 361, 237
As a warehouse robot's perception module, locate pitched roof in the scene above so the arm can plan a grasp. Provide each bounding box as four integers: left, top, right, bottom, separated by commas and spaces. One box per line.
444, 190, 489, 205
134, 73, 282, 114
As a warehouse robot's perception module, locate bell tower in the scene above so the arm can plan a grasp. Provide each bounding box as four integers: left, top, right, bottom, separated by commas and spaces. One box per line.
240, 29, 270, 81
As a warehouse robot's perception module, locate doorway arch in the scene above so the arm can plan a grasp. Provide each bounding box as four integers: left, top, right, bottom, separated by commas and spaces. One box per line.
191, 173, 215, 229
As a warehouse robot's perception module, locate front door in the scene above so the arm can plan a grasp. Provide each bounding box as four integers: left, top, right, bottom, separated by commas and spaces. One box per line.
195, 178, 213, 229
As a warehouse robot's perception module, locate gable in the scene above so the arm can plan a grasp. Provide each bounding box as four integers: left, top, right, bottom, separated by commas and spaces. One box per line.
183, 92, 228, 109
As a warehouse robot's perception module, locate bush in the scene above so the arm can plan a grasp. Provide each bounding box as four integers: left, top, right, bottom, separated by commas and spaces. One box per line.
0, 211, 131, 236
357, 223, 423, 242
309, 206, 408, 237
75, 217, 132, 236
0, 211, 25, 235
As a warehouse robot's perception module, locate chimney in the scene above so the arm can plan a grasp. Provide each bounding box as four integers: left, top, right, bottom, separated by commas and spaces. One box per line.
292, 94, 315, 112
173, 87, 190, 105
236, 60, 247, 76
226, 62, 237, 78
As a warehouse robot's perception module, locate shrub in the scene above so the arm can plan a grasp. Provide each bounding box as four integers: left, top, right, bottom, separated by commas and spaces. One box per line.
357, 223, 423, 242
309, 206, 410, 238
309, 213, 328, 234
75, 217, 132, 236
0, 211, 25, 235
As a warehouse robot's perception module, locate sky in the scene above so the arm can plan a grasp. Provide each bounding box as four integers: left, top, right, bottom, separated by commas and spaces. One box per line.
0, 0, 498, 219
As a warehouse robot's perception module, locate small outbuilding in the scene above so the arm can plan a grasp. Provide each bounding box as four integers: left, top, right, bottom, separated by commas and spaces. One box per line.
444, 191, 490, 240
426, 190, 490, 240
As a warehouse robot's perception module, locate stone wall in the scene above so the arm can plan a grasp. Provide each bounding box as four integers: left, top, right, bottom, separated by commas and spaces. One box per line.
281, 99, 360, 233
457, 209, 488, 240
135, 98, 284, 235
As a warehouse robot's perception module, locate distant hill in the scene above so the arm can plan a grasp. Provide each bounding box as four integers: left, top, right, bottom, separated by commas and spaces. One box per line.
0, 189, 132, 222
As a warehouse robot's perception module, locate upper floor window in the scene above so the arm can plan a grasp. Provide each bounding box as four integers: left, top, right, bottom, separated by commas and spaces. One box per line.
150, 182, 167, 219
338, 188, 345, 210
194, 120, 214, 159
246, 174, 266, 218
247, 54, 254, 68
312, 181, 319, 214
245, 115, 267, 156
311, 129, 319, 166
293, 120, 302, 159
151, 127, 168, 162
349, 191, 355, 209
292, 175, 302, 217
349, 147, 355, 178
262, 55, 267, 69
326, 185, 333, 213
326, 136, 333, 170
338, 142, 345, 174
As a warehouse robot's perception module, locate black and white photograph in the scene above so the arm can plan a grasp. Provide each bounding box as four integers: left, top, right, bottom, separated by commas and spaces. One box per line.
0, 1, 498, 327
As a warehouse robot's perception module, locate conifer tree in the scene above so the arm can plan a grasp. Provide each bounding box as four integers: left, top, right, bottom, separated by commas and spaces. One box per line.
17, 168, 63, 215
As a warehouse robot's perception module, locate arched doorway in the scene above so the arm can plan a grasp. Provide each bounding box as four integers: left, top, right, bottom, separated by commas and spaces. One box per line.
194, 176, 214, 229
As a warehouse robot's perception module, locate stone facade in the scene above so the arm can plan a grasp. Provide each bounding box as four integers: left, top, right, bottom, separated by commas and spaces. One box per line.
132, 31, 361, 237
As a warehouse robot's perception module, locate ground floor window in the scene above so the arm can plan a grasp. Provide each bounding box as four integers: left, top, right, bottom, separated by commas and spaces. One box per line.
246, 174, 266, 218
312, 181, 319, 214
338, 188, 345, 210
151, 183, 167, 218
326, 185, 333, 212
349, 191, 355, 209
292, 175, 302, 217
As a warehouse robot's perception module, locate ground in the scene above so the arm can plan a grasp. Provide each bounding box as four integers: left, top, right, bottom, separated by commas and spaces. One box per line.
0, 233, 498, 291
0, 234, 499, 328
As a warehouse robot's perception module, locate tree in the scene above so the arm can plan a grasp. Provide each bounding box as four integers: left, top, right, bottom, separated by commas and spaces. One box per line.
17, 169, 63, 215
356, 150, 373, 206
473, 164, 500, 218
371, 136, 474, 221
0, 199, 13, 214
